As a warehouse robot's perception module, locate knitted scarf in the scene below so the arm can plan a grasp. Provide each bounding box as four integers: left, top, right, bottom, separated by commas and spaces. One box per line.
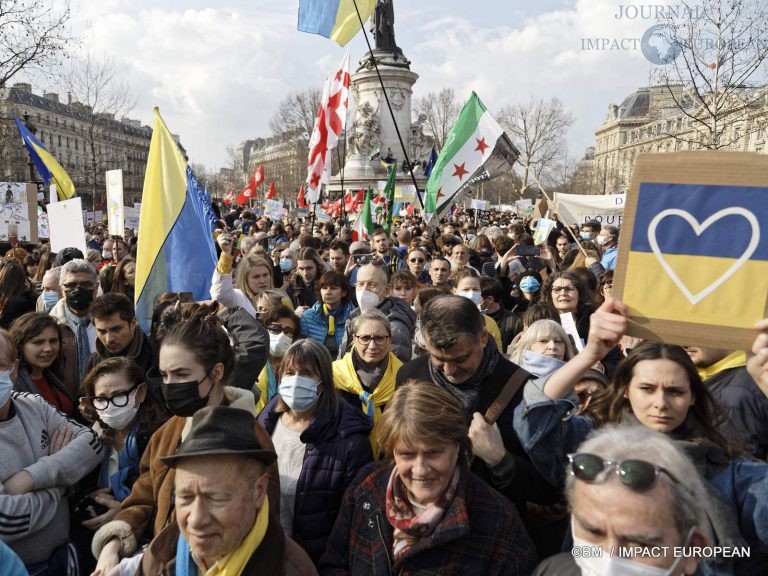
385, 465, 461, 562
428, 340, 500, 415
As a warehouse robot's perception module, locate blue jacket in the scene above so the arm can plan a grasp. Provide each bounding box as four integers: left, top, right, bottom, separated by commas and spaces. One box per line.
258, 394, 373, 565
299, 300, 356, 352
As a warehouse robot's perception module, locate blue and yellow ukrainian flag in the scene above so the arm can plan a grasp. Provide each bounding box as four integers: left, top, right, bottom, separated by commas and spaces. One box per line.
297, 0, 376, 46
623, 182, 768, 329
134, 108, 217, 332
14, 115, 76, 200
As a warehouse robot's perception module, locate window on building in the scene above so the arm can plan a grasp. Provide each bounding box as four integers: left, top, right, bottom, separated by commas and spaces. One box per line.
58, 135, 62, 146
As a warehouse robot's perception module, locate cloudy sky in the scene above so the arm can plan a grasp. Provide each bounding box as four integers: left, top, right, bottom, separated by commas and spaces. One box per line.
49, 0, 674, 170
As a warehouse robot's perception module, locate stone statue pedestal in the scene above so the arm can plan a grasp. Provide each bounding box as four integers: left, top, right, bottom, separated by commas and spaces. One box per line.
330, 52, 427, 195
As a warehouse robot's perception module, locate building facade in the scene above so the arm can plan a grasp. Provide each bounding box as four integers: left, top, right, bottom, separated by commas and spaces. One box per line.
587, 84, 768, 195
0, 82, 166, 206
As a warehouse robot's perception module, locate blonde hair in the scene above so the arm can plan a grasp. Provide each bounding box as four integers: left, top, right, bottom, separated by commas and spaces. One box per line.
377, 379, 471, 459
236, 255, 274, 302
510, 319, 575, 364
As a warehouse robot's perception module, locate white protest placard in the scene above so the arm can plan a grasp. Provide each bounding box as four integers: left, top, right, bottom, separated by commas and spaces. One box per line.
124, 206, 140, 231
263, 199, 284, 220
394, 185, 416, 203
50, 184, 58, 204
470, 198, 489, 210
533, 217, 555, 245
0, 183, 36, 242
48, 197, 87, 255
106, 169, 125, 236
37, 208, 49, 239
0, 182, 27, 203
515, 199, 532, 214
95, 210, 103, 222
560, 312, 584, 352
554, 192, 625, 227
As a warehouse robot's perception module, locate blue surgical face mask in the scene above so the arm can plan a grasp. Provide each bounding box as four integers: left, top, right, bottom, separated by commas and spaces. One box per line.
580, 231, 593, 241
42, 290, 59, 311
0, 370, 14, 406
519, 277, 541, 293
279, 258, 293, 273
278, 374, 319, 412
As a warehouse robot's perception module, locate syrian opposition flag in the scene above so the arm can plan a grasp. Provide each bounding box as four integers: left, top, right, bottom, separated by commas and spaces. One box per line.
352, 188, 375, 242
424, 92, 519, 218
266, 181, 276, 200
306, 50, 351, 205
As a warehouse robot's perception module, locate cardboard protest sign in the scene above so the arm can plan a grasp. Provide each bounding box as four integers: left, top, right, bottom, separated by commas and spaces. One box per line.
48, 197, 87, 256
554, 192, 624, 227
613, 152, 768, 350
470, 198, 489, 210
106, 169, 125, 236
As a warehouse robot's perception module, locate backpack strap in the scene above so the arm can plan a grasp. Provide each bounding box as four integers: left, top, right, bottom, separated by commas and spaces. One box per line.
484, 367, 531, 425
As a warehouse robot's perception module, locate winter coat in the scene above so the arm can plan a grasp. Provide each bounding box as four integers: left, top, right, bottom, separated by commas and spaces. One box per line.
218, 306, 270, 392
84, 326, 155, 379
396, 354, 561, 524
285, 274, 318, 309
13, 367, 76, 417
90, 387, 281, 560
139, 509, 317, 576
300, 300, 356, 353
705, 366, 768, 460
337, 297, 416, 363
49, 298, 96, 397
259, 395, 373, 565
319, 460, 537, 575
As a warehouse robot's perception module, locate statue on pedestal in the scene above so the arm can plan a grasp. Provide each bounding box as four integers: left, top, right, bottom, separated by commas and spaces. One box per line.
371, 0, 400, 53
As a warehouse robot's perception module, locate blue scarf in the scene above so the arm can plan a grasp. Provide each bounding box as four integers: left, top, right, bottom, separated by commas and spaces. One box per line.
98, 424, 141, 501
266, 360, 277, 403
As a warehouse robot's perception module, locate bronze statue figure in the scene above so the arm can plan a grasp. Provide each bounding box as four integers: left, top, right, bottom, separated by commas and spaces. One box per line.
371, 0, 399, 53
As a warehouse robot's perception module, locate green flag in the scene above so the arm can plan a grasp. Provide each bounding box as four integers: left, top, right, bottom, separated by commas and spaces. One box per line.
384, 160, 397, 234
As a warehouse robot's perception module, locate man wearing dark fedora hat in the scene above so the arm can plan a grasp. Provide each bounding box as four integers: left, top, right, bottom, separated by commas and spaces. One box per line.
136, 406, 317, 575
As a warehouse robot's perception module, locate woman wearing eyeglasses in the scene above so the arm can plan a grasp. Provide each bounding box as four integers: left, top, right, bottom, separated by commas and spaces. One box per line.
79, 358, 166, 530
299, 270, 355, 359
321, 380, 537, 574
258, 339, 372, 565
255, 305, 300, 413
333, 309, 403, 459
520, 338, 768, 572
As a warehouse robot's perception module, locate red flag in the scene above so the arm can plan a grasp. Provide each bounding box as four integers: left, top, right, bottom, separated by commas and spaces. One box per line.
266, 181, 276, 200
344, 188, 364, 213
250, 165, 265, 189
297, 184, 307, 209
236, 184, 256, 205
306, 50, 351, 204
222, 189, 235, 205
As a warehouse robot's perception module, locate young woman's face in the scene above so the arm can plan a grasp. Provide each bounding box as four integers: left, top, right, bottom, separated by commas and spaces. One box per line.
625, 359, 695, 433
391, 282, 416, 306
122, 262, 136, 287
22, 326, 60, 371
246, 265, 272, 294
407, 251, 426, 275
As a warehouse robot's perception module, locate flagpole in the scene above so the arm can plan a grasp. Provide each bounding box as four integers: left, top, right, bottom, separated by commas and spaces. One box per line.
351, 0, 424, 210
337, 147, 346, 224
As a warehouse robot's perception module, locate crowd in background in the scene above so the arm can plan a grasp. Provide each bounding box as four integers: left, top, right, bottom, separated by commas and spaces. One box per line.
0, 201, 766, 576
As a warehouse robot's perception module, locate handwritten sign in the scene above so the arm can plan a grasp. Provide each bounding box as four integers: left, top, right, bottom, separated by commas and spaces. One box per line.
614, 152, 768, 349
554, 192, 624, 226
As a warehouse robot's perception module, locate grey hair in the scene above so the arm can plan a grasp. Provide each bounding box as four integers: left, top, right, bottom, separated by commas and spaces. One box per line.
420, 294, 484, 349
349, 308, 391, 337
510, 319, 576, 364
60, 259, 97, 284
603, 225, 619, 238
42, 267, 61, 285
566, 424, 712, 543
239, 237, 256, 255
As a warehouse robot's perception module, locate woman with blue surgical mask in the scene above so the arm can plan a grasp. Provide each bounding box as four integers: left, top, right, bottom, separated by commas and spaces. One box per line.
254, 305, 299, 413
257, 338, 373, 565
452, 268, 503, 351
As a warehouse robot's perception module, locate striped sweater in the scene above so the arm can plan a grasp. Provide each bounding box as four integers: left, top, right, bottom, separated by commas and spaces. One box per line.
0, 392, 102, 564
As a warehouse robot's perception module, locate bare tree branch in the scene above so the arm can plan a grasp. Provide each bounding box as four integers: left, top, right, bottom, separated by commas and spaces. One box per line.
269, 88, 323, 141
414, 88, 461, 150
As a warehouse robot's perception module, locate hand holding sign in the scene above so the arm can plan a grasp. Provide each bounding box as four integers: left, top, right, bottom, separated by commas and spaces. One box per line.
747, 319, 768, 398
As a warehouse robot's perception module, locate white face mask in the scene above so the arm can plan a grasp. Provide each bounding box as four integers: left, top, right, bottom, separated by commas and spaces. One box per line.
572, 520, 693, 576
458, 289, 482, 306
269, 332, 293, 357
98, 391, 139, 430
356, 288, 381, 312
596, 235, 608, 246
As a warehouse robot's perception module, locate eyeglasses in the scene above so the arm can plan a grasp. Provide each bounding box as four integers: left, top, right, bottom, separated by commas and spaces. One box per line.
63, 282, 95, 291
568, 453, 678, 492
357, 255, 386, 267
90, 383, 140, 411
355, 334, 390, 346
409, 258, 425, 263
267, 324, 295, 338
551, 285, 577, 294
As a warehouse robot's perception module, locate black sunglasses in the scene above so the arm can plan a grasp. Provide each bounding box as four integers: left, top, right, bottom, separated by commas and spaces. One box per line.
266, 323, 295, 338
568, 453, 679, 492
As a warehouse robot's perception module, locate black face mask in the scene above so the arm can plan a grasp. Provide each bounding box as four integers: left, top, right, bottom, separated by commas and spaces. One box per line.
65, 287, 94, 311
161, 374, 213, 417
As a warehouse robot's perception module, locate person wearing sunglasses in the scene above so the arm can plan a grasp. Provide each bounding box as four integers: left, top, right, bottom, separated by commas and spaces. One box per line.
520, 337, 768, 573
406, 248, 431, 286
333, 309, 403, 459
534, 424, 711, 576
255, 305, 299, 414
79, 358, 166, 531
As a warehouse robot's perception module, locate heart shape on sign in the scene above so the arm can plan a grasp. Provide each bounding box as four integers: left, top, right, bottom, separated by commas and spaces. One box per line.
647, 207, 760, 305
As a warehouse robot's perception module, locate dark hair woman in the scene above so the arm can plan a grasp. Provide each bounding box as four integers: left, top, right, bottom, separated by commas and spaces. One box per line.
0, 257, 36, 330
299, 270, 355, 358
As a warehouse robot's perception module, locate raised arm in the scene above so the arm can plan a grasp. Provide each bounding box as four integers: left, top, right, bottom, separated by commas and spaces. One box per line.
747, 319, 768, 399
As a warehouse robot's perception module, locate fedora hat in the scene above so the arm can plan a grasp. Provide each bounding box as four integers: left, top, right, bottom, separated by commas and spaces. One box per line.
161, 406, 277, 467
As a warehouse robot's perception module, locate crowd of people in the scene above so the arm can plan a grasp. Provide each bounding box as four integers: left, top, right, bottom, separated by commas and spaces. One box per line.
0, 204, 766, 576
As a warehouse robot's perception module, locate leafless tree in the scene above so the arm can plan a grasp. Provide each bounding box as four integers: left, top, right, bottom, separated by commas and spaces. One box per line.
656, 0, 768, 149
414, 87, 461, 150
63, 53, 136, 206
497, 97, 575, 196
270, 88, 323, 141
0, 0, 72, 85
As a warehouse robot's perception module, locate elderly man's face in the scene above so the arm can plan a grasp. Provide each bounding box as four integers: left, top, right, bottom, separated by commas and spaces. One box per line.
175, 456, 267, 567
424, 331, 487, 385
572, 476, 702, 573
